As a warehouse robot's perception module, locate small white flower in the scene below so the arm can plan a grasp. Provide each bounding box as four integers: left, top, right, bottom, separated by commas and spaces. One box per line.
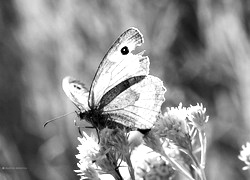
239, 142, 250, 170
131, 145, 161, 179
75, 131, 102, 179
164, 103, 189, 135
128, 130, 144, 150
76, 131, 100, 163
131, 145, 175, 180
153, 103, 192, 151
187, 103, 209, 131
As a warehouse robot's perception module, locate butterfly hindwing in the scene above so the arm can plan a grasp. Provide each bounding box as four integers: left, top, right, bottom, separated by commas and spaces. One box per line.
88, 28, 149, 108
102, 75, 166, 129
62, 76, 89, 111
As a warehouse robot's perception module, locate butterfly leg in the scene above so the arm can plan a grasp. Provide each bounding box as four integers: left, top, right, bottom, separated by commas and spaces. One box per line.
74, 119, 95, 135
74, 119, 101, 143
73, 119, 83, 137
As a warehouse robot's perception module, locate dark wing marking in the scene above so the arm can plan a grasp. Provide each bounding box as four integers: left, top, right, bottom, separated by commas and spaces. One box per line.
88, 27, 149, 108
98, 76, 145, 109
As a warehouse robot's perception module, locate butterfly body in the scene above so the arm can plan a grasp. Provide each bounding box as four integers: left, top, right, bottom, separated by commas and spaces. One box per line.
79, 106, 129, 130
62, 27, 166, 132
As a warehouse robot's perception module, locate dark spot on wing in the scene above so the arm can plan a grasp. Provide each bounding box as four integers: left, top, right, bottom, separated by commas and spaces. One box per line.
74, 84, 81, 90
121, 46, 129, 55
98, 76, 145, 109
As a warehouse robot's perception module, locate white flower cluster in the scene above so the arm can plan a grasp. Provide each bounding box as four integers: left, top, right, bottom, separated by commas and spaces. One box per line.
239, 142, 250, 170
75, 103, 209, 180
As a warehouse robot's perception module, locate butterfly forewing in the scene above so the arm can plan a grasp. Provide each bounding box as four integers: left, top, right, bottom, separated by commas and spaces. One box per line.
102, 75, 166, 129
88, 28, 149, 108
62, 76, 89, 111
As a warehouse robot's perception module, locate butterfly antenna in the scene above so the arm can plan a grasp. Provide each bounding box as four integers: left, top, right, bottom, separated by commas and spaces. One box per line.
43, 111, 76, 127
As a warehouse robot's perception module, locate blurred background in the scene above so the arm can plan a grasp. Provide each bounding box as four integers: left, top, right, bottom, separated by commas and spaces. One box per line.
1, 0, 250, 179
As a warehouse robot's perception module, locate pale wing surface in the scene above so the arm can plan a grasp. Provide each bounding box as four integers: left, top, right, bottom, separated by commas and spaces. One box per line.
62, 76, 89, 111
103, 75, 166, 129
89, 28, 149, 107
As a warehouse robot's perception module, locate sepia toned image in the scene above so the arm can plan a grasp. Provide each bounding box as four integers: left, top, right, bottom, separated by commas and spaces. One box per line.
1, 0, 250, 180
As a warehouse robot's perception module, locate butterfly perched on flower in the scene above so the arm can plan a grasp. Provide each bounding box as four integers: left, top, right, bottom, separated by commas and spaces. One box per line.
62, 27, 166, 132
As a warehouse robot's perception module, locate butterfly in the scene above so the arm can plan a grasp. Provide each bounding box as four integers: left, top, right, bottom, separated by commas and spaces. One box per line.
62, 27, 166, 132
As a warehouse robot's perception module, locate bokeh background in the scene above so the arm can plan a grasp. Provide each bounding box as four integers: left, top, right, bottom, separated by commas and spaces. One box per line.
1, 0, 250, 179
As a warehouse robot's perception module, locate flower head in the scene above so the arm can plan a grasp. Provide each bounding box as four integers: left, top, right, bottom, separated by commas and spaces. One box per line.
153, 103, 191, 150
239, 142, 250, 170
99, 128, 130, 156
131, 145, 175, 180
75, 131, 102, 179
144, 160, 175, 180
187, 103, 209, 131
98, 128, 134, 179
128, 130, 144, 150
161, 103, 189, 136
74, 165, 100, 180
75, 128, 133, 179
152, 159, 175, 180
